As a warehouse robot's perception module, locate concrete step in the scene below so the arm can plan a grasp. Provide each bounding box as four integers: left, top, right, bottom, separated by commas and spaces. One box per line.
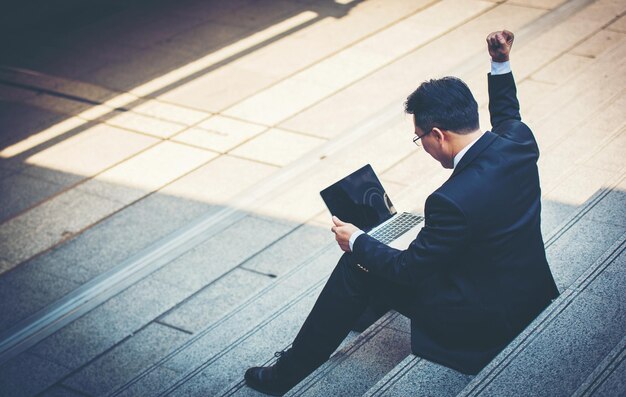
101, 243, 341, 397
136, 273, 333, 396
0, 214, 299, 397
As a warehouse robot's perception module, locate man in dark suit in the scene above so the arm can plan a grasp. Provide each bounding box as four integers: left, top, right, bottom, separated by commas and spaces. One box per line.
245, 30, 559, 396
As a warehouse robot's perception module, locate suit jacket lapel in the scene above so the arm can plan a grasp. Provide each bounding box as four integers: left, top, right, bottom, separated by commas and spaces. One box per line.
450, 131, 498, 178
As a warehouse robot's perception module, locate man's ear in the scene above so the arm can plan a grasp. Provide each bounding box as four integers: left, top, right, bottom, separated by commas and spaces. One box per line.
431, 127, 445, 142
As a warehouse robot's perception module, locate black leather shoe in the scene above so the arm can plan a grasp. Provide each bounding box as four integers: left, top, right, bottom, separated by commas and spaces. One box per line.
244, 350, 312, 396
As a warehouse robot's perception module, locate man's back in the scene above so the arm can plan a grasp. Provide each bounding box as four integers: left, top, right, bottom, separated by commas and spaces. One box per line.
419, 72, 559, 372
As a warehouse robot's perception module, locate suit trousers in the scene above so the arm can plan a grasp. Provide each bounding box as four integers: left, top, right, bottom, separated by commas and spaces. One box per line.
289, 253, 418, 366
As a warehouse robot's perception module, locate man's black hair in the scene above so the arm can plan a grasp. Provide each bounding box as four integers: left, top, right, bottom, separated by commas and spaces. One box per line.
405, 76, 479, 134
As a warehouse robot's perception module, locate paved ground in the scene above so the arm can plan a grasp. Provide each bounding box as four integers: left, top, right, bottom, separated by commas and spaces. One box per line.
0, 0, 624, 396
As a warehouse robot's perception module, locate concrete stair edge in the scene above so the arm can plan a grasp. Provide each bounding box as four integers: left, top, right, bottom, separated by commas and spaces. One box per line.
363, 355, 473, 397
361, 355, 473, 397
360, 355, 421, 397
571, 334, 626, 397
543, 179, 619, 248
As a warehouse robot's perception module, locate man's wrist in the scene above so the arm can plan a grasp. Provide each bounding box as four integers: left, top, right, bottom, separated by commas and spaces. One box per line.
491, 60, 511, 75
348, 230, 365, 252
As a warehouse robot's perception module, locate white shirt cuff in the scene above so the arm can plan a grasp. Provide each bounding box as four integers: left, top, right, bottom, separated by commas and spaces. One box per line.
491, 60, 511, 75
349, 230, 365, 252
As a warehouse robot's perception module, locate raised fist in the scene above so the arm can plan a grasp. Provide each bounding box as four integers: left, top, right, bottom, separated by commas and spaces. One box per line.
487, 30, 514, 62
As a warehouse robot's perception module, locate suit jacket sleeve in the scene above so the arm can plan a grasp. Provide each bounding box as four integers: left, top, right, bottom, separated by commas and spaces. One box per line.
351, 192, 468, 286
488, 72, 521, 129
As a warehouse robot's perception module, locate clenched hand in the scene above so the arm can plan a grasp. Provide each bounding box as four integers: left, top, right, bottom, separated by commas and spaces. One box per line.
487, 30, 514, 62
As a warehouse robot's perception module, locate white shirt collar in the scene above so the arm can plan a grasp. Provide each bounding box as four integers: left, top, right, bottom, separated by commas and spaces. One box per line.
453, 132, 485, 169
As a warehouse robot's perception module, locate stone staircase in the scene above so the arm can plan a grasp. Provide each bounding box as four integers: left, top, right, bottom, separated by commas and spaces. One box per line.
0, 1, 624, 396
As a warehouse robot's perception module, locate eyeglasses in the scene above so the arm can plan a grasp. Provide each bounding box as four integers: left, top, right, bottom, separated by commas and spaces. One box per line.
412, 129, 432, 147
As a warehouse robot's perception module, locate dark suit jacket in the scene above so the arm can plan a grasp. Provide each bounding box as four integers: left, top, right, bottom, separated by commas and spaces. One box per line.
352, 72, 559, 374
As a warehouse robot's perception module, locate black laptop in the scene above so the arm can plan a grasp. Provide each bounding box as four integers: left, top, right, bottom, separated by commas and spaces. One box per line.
320, 164, 424, 245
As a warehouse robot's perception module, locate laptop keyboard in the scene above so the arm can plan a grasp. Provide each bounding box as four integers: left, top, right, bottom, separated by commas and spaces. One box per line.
369, 212, 424, 244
